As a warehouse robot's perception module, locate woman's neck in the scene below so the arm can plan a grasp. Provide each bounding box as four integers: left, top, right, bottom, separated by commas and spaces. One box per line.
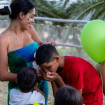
9, 19, 24, 35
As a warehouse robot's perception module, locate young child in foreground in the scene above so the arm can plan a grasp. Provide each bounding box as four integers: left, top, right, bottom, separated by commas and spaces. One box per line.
35, 44, 103, 105
54, 86, 83, 105
9, 67, 45, 105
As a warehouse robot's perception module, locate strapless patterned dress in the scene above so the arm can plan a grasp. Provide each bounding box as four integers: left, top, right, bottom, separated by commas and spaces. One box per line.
8, 42, 49, 105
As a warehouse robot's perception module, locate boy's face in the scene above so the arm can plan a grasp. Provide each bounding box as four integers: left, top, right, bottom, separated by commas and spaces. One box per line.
39, 58, 59, 73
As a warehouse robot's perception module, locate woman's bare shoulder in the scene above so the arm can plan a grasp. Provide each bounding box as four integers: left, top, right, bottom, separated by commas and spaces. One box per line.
27, 25, 36, 34
0, 29, 11, 38
0, 31, 10, 47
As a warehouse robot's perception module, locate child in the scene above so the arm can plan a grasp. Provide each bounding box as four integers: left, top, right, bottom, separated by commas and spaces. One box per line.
35, 44, 103, 105
9, 67, 45, 105
54, 86, 83, 105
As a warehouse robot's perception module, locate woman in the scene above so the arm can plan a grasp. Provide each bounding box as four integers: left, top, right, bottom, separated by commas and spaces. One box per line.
0, 0, 52, 104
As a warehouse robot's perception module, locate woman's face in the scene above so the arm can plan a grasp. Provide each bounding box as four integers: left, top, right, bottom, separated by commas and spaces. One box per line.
20, 8, 35, 29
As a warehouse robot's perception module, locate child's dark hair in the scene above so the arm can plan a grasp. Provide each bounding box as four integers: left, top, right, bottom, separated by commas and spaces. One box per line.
54, 86, 83, 105
17, 67, 37, 92
0, 0, 35, 20
35, 44, 59, 65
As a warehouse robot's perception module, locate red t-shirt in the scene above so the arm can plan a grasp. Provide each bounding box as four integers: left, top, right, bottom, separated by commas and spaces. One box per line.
59, 56, 103, 105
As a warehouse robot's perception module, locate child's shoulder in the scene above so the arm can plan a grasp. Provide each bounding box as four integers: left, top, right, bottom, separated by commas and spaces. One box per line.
10, 88, 20, 94
33, 90, 43, 96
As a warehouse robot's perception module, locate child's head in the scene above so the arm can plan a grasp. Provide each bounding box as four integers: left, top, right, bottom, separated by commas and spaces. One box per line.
17, 67, 37, 92
35, 44, 60, 73
54, 86, 83, 105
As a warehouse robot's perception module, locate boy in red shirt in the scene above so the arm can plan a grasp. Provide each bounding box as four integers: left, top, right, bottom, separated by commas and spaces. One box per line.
35, 44, 103, 105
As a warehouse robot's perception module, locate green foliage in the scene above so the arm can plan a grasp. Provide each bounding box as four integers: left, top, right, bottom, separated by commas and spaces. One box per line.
32, 0, 105, 23
32, 0, 74, 26
57, 47, 76, 56
70, 0, 105, 20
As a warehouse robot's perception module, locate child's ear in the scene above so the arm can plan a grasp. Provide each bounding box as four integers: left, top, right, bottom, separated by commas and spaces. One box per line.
54, 56, 60, 62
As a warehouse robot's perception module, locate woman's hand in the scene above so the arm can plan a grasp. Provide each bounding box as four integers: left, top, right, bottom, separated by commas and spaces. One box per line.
43, 38, 55, 46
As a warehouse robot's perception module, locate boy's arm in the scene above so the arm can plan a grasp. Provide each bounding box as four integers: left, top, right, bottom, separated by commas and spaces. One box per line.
55, 74, 65, 87
45, 72, 65, 87
34, 83, 46, 100
51, 76, 66, 96
45, 72, 65, 96
46, 72, 83, 96
53, 76, 83, 96
51, 81, 59, 96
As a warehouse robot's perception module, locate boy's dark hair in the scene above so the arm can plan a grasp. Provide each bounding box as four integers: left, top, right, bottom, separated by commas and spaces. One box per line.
17, 67, 37, 92
54, 86, 83, 105
0, 0, 35, 20
35, 44, 59, 65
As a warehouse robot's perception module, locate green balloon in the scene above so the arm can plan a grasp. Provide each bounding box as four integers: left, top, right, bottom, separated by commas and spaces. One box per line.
81, 20, 105, 62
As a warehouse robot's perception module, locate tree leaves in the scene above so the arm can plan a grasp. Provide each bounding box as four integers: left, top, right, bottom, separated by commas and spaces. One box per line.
33, 0, 105, 21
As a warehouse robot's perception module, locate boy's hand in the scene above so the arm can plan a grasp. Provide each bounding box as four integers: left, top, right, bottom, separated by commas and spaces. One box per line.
44, 72, 60, 81
45, 72, 65, 87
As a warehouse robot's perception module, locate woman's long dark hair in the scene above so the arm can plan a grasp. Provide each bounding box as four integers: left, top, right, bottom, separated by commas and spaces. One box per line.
0, 0, 35, 20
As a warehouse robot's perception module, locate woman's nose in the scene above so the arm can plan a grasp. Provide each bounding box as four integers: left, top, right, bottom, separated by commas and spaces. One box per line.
29, 18, 35, 23
32, 19, 35, 23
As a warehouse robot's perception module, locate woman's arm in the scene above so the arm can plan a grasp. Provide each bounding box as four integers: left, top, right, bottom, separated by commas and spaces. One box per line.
95, 63, 101, 77
0, 37, 17, 81
28, 25, 43, 45
28, 25, 55, 45
100, 61, 105, 94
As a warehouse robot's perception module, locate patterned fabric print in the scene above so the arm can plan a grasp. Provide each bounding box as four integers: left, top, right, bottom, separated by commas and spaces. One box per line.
8, 42, 38, 89
7, 42, 49, 105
